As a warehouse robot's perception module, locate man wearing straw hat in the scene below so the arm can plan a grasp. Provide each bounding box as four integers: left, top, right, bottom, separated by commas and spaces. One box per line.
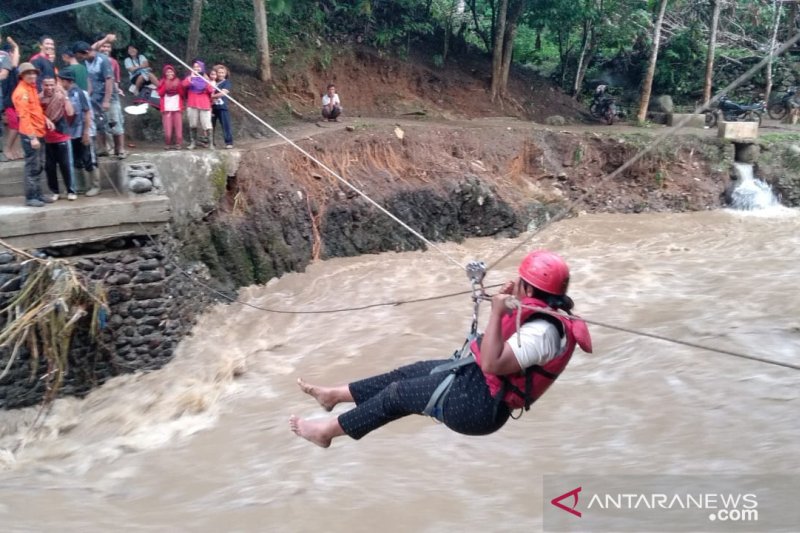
12, 61, 54, 207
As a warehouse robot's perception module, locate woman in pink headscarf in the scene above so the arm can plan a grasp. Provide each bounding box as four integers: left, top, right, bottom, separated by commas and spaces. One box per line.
181, 59, 214, 150
157, 64, 186, 149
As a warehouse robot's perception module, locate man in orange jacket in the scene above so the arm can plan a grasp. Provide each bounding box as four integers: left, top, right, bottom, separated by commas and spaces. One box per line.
12, 62, 54, 207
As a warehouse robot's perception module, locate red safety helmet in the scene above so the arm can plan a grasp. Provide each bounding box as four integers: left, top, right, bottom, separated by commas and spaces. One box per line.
518, 250, 570, 295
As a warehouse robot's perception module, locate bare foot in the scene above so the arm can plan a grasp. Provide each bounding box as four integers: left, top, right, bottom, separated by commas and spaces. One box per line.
297, 378, 336, 411
289, 415, 333, 448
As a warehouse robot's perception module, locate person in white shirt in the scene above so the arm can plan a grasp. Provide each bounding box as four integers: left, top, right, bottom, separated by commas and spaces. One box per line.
321, 83, 342, 121
124, 44, 159, 95
289, 249, 593, 448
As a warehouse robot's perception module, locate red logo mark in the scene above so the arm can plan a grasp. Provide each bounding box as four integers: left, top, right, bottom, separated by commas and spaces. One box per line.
551, 486, 582, 517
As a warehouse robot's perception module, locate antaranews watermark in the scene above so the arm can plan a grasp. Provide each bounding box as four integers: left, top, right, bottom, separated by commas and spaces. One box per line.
543, 475, 798, 532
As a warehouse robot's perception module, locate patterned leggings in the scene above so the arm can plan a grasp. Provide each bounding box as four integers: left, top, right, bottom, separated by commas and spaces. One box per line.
338, 359, 510, 440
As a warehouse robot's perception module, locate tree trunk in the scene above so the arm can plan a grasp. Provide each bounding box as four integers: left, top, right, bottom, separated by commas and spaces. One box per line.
499, 18, 517, 96
253, 0, 272, 82
573, 20, 592, 98
636, 0, 669, 123
132, 0, 145, 26
490, 0, 509, 102
498, 0, 524, 97
186, 0, 203, 63
765, 0, 782, 106
702, 0, 722, 106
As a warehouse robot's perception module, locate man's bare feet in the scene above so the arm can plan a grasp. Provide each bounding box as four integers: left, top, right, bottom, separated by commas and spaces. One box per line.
297, 378, 337, 411
289, 415, 334, 448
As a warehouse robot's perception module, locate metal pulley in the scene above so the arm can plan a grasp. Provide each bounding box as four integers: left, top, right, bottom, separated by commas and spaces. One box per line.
465, 260, 487, 338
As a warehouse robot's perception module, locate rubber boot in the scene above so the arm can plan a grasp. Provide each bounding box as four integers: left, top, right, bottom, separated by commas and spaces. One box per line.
85, 168, 102, 197
207, 129, 215, 150
188, 128, 197, 150
75, 169, 87, 194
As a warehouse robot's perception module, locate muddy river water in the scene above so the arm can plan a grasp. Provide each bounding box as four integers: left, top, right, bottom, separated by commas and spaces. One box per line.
1, 210, 799, 532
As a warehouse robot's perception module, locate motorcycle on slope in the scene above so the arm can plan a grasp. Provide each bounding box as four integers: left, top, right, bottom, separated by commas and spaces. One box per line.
703, 95, 765, 127
589, 85, 621, 125
767, 86, 798, 121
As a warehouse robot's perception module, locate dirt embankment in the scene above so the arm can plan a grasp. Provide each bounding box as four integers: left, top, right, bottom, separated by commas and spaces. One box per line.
179, 123, 730, 288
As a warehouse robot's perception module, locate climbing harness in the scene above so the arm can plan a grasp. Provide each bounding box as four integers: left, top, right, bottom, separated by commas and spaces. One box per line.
422, 261, 487, 420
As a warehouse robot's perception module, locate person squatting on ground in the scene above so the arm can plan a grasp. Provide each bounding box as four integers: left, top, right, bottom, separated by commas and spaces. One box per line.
59, 67, 100, 197
13, 62, 55, 207
157, 64, 185, 150
124, 44, 159, 95
92, 33, 126, 159
321, 83, 342, 121
290, 250, 593, 448
211, 64, 233, 149
40, 75, 77, 201
183, 60, 214, 150
1, 37, 21, 162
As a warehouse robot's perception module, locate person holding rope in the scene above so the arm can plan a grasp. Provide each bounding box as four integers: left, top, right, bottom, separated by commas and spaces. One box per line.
290, 250, 593, 448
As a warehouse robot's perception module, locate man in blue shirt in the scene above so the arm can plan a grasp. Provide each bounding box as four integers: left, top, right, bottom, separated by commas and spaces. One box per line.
59, 67, 101, 196
74, 40, 113, 158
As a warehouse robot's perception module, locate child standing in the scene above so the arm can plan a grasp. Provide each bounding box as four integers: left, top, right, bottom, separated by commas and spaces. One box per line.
182, 60, 214, 150
211, 64, 233, 149
157, 64, 185, 149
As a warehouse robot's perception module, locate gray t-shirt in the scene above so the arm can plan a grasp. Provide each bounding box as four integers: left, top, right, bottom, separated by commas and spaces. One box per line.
0, 51, 12, 106
85, 54, 117, 102
67, 86, 96, 138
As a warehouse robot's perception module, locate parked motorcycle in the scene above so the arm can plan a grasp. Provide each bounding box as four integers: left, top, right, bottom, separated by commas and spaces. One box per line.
767, 87, 797, 120
703, 95, 765, 127
590, 95, 620, 125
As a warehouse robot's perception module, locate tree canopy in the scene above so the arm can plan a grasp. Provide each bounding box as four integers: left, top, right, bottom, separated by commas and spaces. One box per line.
1, 0, 798, 106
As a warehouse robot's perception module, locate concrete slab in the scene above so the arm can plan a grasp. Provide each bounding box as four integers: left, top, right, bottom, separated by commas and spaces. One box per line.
718, 120, 759, 141
0, 194, 170, 248
0, 158, 127, 198
667, 113, 707, 128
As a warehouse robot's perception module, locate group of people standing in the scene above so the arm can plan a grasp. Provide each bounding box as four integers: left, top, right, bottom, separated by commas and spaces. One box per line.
156, 60, 233, 151
1, 35, 115, 206
0, 33, 236, 207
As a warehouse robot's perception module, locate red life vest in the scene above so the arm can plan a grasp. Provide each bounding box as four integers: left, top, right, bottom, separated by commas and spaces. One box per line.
470, 296, 593, 410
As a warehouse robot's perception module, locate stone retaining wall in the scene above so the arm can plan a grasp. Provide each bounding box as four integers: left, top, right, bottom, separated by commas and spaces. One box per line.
0, 242, 216, 409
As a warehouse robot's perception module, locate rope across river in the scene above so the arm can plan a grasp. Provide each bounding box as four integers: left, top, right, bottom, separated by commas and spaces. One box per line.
0, 2, 797, 374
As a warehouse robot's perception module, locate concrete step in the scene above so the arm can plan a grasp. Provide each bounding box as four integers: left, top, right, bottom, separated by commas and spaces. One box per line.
0, 157, 126, 198
0, 193, 170, 249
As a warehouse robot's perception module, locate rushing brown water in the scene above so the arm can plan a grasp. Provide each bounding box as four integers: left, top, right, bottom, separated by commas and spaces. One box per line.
1, 210, 799, 532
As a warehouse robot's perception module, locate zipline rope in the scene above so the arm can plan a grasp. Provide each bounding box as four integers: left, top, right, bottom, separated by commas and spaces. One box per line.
504, 299, 800, 372
0, 0, 106, 28
1, 3, 797, 373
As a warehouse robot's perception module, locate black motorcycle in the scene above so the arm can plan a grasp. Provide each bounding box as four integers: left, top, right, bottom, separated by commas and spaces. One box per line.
767, 87, 797, 120
589, 95, 620, 125
704, 96, 765, 127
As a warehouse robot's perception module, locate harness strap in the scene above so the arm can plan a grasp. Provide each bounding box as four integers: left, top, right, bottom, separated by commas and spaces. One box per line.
422, 373, 455, 421
422, 354, 477, 420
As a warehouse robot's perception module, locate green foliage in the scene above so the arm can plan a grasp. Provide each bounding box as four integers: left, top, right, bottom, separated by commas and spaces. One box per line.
76, 5, 131, 47
653, 22, 707, 98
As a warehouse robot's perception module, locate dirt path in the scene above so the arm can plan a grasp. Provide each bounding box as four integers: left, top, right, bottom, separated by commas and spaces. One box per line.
203, 115, 800, 155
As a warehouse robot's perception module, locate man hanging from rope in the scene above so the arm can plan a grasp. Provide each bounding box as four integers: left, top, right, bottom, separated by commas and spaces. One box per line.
290, 250, 593, 447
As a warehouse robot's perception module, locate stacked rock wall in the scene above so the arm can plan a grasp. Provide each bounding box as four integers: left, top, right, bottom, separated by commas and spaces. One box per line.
0, 243, 215, 409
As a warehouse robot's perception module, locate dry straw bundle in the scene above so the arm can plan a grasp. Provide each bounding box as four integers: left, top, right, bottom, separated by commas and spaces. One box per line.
0, 241, 109, 404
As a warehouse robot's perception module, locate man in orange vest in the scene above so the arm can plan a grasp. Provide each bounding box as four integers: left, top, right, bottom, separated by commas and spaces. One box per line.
12, 62, 54, 207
